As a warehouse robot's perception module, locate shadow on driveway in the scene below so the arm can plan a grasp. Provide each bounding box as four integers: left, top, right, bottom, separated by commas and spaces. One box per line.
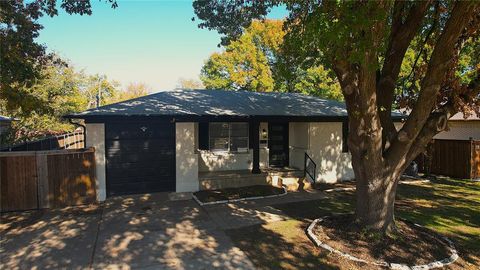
1, 192, 254, 270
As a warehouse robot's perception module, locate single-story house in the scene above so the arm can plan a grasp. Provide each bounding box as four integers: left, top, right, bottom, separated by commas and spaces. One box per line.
410, 112, 480, 179
0, 115, 15, 135
434, 112, 479, 140
66, 89, 400, 201
0, 115, 16, 147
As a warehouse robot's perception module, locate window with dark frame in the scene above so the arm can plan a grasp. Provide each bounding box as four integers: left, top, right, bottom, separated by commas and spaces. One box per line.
209, 122, 249, 152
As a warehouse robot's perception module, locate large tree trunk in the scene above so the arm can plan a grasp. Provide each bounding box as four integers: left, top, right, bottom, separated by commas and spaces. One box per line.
333, 1, 478, 235
346, 109, 405, 232
352, 151, 403, 233
356, 176, 398, 233
329, 1, 479, 235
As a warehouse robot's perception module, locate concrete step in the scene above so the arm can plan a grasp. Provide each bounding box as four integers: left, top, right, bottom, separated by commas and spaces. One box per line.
266, 169, 304, 178
200, 174, 268, 190
274, 176, 312, 192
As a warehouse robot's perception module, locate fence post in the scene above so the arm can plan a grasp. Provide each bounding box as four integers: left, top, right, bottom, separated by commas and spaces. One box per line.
470, 138, 478, 180
36, 153, 50, 208
475, 141, 478, 179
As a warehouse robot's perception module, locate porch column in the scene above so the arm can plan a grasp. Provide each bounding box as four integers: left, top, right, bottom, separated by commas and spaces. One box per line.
251, 120, 261, 174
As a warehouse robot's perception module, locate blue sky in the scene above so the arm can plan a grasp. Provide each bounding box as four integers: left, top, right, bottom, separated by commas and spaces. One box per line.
37, 0, 287, 91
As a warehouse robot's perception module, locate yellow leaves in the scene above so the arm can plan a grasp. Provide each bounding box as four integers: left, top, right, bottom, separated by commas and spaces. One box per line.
201, 20, 282, 92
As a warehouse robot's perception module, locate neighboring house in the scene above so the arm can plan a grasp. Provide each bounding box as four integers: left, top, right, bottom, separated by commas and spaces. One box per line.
66, 89, 401, 201
417, 112, 480, 180
434, 112, 480, 140
394, 111, 480, 179
0, 115, 15, 135
0, 115, 16, 147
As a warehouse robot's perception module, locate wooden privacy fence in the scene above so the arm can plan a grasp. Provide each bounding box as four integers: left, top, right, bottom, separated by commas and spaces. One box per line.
1, 130, 85, 152
416, 139, 480, 179
0, 147, 96, 212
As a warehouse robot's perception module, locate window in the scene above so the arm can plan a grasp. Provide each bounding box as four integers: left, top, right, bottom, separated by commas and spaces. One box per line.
209, 122, 249, 152
209, 123, 229, 151
230, 123, 249, 152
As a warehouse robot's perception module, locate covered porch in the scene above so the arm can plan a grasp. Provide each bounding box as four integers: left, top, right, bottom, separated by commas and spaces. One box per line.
176, 119, 354, 193
195, 119, 311, 191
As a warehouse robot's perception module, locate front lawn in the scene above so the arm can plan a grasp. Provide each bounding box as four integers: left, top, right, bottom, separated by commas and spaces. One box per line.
226, 177, 480, 269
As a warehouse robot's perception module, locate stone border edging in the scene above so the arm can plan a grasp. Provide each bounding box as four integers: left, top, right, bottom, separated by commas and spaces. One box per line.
306, 216, 459, 270
400, 175, 431, 184
399, 179, 431, 184
322, 179, 430, 193
192, 186, 288, 206
323, 187, 356, 193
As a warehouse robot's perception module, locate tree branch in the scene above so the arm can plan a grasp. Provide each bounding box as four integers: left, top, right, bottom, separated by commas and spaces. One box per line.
400, 2, 440, 96
404, 105, 455, 164
386, 1, 480, 165
377, 1, 431, 150
381, 1, 431, 82
405, 70, 480, 166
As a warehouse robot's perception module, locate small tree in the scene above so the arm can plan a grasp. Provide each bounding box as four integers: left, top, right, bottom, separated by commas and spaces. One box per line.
0, 0, 117, 114
194, 1, 480, 233
176, 78, 205, 90
200, 19, 343, 99
1, 56, 125, 143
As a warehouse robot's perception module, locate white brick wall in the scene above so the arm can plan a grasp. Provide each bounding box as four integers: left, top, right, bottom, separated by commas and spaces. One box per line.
289, 122, 354, 183
85, 123, 106, 201
176, 123, 199, 192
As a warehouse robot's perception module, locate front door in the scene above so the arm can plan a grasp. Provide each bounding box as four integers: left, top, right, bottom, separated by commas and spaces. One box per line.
269, 122, 289, 167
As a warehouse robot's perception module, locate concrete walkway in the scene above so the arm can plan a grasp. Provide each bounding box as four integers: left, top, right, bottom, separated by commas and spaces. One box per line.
1, 190, 326, 269
202, 189, 326, 230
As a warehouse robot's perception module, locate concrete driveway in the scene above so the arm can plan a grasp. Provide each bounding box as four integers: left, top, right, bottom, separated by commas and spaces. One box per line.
1, 190, 325, 269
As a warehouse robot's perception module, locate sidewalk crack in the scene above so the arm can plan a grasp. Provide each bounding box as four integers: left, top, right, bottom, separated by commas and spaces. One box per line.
89, 203, 104, 270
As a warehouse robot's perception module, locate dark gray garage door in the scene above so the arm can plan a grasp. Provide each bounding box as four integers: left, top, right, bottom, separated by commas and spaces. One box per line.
105, 121, 175, 196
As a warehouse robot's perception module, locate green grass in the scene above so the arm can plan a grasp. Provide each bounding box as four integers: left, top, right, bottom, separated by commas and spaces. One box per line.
226, 177, 480, 269
395, 177, 480, 258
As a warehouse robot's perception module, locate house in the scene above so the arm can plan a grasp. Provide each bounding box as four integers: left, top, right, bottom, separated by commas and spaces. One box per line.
0, 115, 16, 147
416, 112, 480, 180
395, 111, 480, 179
66, 89, 400, 201
434, 112, 480, 140
0, 115, 15, 135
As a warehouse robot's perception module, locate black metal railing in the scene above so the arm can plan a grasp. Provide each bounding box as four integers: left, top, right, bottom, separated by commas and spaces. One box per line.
304, 152, 316, 183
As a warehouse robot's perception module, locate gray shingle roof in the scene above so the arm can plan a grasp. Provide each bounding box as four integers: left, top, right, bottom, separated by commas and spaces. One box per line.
66, 89, 350, 118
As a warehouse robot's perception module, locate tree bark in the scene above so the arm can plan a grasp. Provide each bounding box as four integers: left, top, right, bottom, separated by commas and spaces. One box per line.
332, 1, 480, 235
354, 168, 400, 233
377, 1, 431, 148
